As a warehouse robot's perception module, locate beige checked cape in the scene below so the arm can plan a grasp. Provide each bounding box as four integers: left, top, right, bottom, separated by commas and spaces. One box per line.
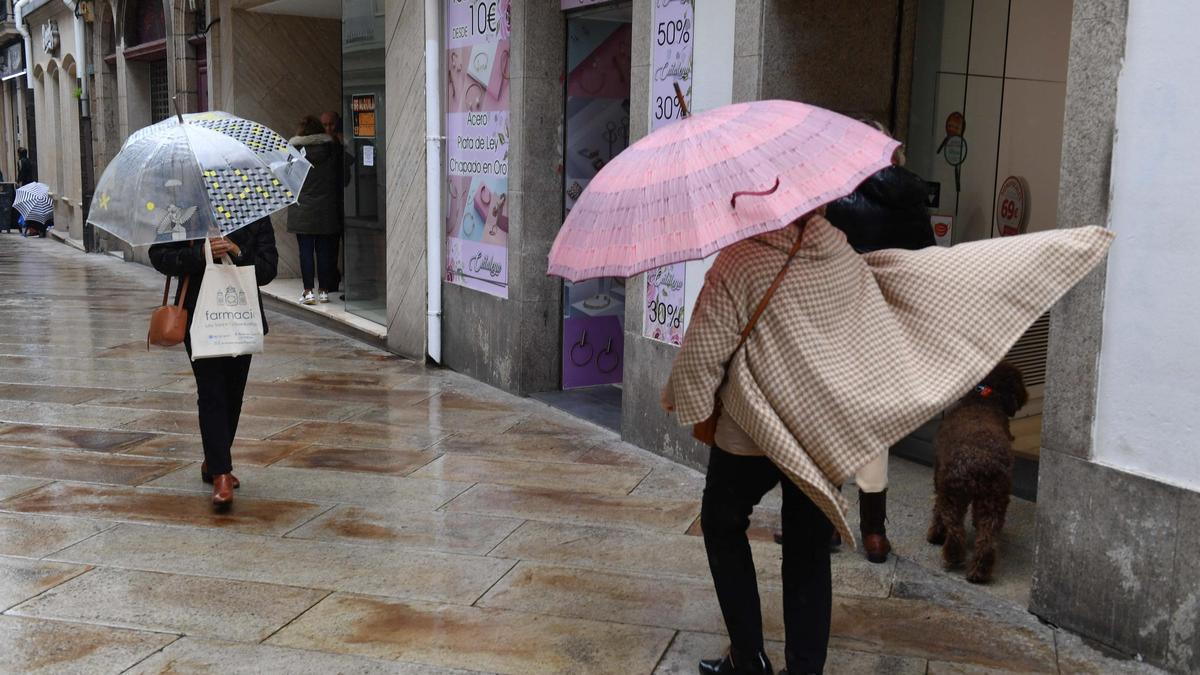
667, 216, 1113, 546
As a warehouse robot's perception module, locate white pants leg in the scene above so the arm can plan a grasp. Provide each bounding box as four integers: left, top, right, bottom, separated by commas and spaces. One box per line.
855, 449, 889, 493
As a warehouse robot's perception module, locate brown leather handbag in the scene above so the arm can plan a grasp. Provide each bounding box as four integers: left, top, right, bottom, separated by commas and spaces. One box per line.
692, 223, 808, 445
148, 275, 190, 349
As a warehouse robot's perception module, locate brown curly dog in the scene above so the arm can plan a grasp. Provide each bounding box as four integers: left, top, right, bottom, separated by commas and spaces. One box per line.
926, 361, 1028, 583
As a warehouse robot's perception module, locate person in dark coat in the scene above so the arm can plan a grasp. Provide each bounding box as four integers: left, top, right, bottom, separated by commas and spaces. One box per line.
287, 117, 343, 305
148, 218, 278, 507
16, 148, 33, 187
822, 121, 935, 564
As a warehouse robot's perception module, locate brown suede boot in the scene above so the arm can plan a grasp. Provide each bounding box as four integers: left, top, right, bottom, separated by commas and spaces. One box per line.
860, 489, 891, 563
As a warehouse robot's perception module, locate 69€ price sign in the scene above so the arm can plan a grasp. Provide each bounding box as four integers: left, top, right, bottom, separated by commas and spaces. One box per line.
644, 0, 694, 346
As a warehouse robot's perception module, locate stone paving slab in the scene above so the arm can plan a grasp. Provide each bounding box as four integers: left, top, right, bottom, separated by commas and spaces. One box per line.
445, 483, 701, 533
51, 523, 517, 604
411, 453, 652, 496
0, 555, 91, 611
0, 446, 185, 486
266, 593, 676, 674
125, 637, 477, 674
286, 504, 524, 555
0, 512, 112, 559
0, 615, 177, 674
8, 567, 327, 642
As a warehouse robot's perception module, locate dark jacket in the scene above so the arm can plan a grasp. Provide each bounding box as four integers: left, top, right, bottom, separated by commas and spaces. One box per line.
17, 157, 33, 186
825, 165, 935, 253
148, 218, 278, 335
286, 134, 345, 236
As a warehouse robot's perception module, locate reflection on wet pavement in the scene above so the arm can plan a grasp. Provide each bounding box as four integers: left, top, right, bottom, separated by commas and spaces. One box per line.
0, 236, 1158, 673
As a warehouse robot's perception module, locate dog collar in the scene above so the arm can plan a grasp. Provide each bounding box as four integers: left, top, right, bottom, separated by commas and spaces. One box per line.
974, 385, 994, 398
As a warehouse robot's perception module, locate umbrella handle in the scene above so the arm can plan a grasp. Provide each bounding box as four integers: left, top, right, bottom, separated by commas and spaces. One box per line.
673, 82, 690, 119
731, 176, 781, 209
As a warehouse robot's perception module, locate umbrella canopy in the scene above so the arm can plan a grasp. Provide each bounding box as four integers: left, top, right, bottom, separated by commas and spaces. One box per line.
87, 111, 311, 246
14, 182, 54, 223
547, 99, 899, 281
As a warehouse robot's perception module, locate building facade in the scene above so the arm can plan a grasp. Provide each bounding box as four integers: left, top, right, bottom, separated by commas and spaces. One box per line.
17, 1, 1198, 669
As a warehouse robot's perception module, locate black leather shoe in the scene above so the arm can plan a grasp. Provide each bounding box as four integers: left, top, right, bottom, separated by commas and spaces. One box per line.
699, 650, 773, 674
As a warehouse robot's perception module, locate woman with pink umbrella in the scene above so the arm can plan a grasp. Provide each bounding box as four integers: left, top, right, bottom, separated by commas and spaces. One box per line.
548, 91, 1112, 674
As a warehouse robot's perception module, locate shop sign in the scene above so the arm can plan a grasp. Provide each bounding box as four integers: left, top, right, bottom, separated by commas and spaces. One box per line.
931, 214, 953, 247
996, 176, 1029, 236
643, 0, 694, 347
351, 94, 376, 139
42, 20, 60, 55
445, 0, 511, 299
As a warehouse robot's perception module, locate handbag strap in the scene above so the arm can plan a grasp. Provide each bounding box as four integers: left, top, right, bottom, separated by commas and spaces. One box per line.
161, 275, 191, 308
732, 219, 809, 352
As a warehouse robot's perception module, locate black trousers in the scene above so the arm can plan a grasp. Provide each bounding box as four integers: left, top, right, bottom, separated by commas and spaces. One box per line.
297, 233, 339, 292
187, 350, 252, 476
702, 446, 835, 674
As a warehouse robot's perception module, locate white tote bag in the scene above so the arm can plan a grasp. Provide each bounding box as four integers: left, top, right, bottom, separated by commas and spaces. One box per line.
189, 240, 265, 360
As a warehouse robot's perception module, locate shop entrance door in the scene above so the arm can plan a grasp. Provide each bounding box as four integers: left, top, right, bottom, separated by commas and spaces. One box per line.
560, 4, 633, 398
341, 0, 387, 325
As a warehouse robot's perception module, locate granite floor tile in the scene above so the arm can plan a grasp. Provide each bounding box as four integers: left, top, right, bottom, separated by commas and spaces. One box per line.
0, 475, 49, 500
0, 482, 327, 535
429, 430, 593, 464
0, 615, 178, 674
243, 381, 438, 406
283, 370, 427, 389
286, 504, 523, 555
576, 441, 662, 468
121, 435, 311, 466
0, 423, 153, 452
628, 461, 707, 501
830, 595, 1058, 672
480, 561, 782, 637
0, 512, 112, 558
86, 390, 200, 412
488, 520, 783, 584
0, 384, 112, 405
1053, 629, 1165, 674
411, 454, 651, 496
352, 404, 520, 433
654, 631, 928, 675
0, 555, 91, 610
271, 420, 450, 451
0, 367, 181, 390
9, 567, 328, 642
0, 446, 186, 486
445, 484, 700, 533
122, 411, 300, 440
239, 396, 370, 422
266, 592, 675, 674
274, 444, 438, 475
125, 637, 472, 674
145, 464, 471, 509
53, 524, 516, 604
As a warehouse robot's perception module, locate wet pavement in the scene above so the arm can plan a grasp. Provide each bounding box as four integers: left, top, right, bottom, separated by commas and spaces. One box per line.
0, 235, 1162, 673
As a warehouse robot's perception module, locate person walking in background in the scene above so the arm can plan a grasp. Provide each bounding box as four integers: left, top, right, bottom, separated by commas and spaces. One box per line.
819, 121, 935, 563
287, 116, 343, 305
16, 148, 33, 187
148, 218, 278, 507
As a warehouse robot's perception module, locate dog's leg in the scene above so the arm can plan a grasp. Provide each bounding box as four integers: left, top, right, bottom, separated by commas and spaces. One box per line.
941, 495, 970, 569
966, 492, 1009, 583
926, 492, 948, 545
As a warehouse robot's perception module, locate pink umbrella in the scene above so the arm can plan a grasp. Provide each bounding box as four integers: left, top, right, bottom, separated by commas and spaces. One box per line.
548, 96, 899, 281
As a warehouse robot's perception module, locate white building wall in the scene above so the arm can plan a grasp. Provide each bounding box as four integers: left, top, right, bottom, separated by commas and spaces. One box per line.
1093, 0, 1200, 490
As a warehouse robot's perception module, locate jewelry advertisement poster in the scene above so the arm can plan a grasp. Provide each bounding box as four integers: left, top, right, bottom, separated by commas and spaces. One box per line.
560, 16, 633, 389
643, 0, 693, 346
445, 0, 511, 299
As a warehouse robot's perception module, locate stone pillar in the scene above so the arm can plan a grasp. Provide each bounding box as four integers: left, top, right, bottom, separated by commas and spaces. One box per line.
382, 0, 428, 357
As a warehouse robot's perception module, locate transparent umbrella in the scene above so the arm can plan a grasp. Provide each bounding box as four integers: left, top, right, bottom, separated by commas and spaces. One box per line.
87, 111, 310, 246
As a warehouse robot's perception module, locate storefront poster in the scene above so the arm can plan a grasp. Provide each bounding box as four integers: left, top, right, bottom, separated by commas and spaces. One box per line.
351, 94, 376, 138
643, 0, 693, 346
445, 0, 511, 299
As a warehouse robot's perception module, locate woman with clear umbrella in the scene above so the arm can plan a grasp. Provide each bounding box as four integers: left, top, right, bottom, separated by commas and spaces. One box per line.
148, 220, 277, 506
87, 110, 308, 508
549, 94, 1112, 674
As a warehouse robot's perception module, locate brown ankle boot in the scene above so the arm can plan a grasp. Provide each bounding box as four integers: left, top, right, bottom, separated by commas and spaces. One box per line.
860, 489, 891, 563
211, 474, 236, 507
201, 463, 239, 489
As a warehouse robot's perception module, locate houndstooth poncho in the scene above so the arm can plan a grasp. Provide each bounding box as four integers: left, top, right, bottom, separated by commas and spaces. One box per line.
666, 216, 1113, 546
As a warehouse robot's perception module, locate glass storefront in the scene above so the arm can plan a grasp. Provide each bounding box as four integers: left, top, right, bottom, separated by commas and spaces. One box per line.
341, 0, 387, 324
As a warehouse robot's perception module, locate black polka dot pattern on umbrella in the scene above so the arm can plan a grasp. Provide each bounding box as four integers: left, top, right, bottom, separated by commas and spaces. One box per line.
192, 117, 290, 155
203, 167, 296, 233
